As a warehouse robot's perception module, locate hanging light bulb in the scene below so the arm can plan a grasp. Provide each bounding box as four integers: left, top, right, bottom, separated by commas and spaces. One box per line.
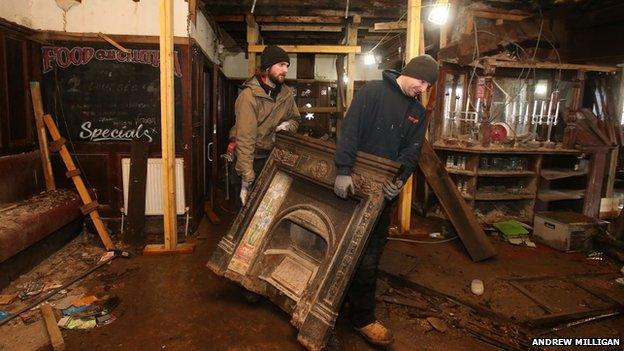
428, 1, 450, 25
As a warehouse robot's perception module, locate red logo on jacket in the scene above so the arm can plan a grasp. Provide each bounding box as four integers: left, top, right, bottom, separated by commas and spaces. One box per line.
407, 115, 419, 124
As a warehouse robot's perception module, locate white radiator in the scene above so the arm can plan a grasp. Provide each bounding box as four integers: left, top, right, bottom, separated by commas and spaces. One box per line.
122, 158, 186, 215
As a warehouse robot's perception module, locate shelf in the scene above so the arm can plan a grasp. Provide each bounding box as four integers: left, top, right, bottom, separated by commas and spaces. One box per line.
433, 142, 581, 154
540, 168, 588, 180
461, 193, 474, 200
537, 189, 585, 202
478, 170, 536, 177
446, 168, 476, 176
475, 192, 535, 201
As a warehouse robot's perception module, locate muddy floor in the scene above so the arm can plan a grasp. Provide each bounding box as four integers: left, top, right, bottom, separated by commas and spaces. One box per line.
1, 209, 623, 350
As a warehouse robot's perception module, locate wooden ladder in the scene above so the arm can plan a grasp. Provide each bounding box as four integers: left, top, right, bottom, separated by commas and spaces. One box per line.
42, 114, 115, 251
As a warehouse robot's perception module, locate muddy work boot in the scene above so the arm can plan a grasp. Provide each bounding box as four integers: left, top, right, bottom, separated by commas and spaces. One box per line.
355, 320, 394, 346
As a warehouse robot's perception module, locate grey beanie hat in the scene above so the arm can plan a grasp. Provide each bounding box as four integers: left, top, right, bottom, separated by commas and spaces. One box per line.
400, 54, 439, 84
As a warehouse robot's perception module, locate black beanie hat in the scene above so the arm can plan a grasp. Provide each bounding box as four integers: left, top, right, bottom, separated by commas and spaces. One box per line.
260, 45, 290, 70
400, 54, 439, 84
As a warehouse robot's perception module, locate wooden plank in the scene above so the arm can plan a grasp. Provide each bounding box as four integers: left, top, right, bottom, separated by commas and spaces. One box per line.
486, 59, 617, 73
260, 25, 342, 32
189, 0, 197, 24
214, 15, 343, 24
159, 0, 178, 251
41, 304, 65, 351
372, 21, 407, 31
42, 115, 114, 250
583, 151, 607, 218
143, 242, 195, 255
419, 141, 497, 261
97, 32, 130, 53
298, 106, 341, 113
34, 31, 189, 45
29, 82, 56, 191
508, 281, 556, 314
125, 140, 149, 245
537, 189, 585, 202
471, 9, 530, 22
540, 168, 588, 180
248, 44, 361, 54
246, 15, 260, 77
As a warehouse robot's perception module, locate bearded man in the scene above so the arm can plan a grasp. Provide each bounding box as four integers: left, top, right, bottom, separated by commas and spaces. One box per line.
229, 45, 300, 205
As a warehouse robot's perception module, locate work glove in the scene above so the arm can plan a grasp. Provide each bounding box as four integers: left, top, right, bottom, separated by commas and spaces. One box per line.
240, 180, 252, 205
275, 121, 296, 132
334, 175, 355, 199
382, 179, 404, 201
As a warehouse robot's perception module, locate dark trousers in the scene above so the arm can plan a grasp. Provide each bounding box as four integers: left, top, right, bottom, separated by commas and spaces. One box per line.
347, 202, 393, 328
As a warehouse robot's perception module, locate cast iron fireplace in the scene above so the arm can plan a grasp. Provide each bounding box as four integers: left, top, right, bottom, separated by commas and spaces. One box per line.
208, 133, 399, 350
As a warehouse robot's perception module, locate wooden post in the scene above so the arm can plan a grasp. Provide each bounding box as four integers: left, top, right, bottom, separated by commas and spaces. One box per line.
143, 0, 194, 255
29, 82, 56, 191
247, 15, 260, 77
345, 15, 360, 109
398, 0, 421, 234
41, 304, 65, 351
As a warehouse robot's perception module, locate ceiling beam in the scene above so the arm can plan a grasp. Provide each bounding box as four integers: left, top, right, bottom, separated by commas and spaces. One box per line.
248, 44, 361, 54
213, 15, 344, 24
372, 21, 406, 31
260, 25, 343, 32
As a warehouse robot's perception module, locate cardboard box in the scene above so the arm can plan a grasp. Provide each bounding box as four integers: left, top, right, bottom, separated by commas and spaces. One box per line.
533, 211, 602, 252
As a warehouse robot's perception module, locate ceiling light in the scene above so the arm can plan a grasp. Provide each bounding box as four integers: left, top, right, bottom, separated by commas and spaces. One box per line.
428, 2, 450, 25
364, 53, 376, 65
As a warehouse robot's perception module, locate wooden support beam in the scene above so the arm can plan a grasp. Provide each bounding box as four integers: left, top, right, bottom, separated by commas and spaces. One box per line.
42, 115, 114, 251
247, 15, 260, 77
214, 15, 343, 24
345, 17, 359, 110
584, 150, 608, 219
398, 0, 422, 234
471, 9, 530, 22
372, 21, 407, 31
143, 0, 194, 255
484, 59, 617, 73
260, 25, 342, 32
248, 44, 361, 54
189, 0, 197, 25
29, 82, 56, 191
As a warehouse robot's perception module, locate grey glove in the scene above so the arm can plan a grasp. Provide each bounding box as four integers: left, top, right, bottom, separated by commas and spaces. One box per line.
334, 175, 355, 199
382, 179, 404, 201
240, 181, 252, 205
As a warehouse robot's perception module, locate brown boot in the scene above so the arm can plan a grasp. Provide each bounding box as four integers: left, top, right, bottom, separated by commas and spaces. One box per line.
355, 320, 394, 346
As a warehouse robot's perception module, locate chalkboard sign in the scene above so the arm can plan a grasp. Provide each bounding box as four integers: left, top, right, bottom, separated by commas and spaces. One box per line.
41, 43, 183, 143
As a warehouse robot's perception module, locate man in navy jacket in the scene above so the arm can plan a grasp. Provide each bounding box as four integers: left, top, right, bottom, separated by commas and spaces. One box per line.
334, 54, 439, 346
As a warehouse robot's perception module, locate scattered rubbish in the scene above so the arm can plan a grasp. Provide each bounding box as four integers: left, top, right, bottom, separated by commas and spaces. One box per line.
72, 295, 98, 307
615, 277, 624, 286
471, 279, 484, 296
19, 281, 44, 300
0, 294, 17, 305
102, 296, 121, 312
99, 251, 115, 262
57, 316, 97, 329
0, 311, 10, 321
508, 237, 523, 246
493, 220, 529, 237
587, 251, 604, 261
96, 313, 116, 326
53, 293, 84, 310
426, 317, 447, 333
62, 305, 91, 316
429, 232, 442, 239
523, 237, 536, 248
379, 295, 429, 310
19, 311, 37, 324
42, 281, 63, 292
